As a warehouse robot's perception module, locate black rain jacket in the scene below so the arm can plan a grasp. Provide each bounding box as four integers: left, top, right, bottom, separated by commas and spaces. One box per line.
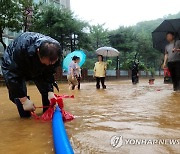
1, 32, 61, 98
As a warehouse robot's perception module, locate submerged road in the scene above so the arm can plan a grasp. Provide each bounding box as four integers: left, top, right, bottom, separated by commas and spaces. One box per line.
0, 79, 179, 154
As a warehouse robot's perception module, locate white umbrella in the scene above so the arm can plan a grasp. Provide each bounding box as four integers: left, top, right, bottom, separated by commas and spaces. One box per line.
96, 47, 119, 57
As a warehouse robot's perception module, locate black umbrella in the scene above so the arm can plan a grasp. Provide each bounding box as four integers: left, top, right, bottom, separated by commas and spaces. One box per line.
152, 19, 180, 52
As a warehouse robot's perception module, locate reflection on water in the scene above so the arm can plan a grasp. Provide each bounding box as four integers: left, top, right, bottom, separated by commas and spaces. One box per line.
0, 79, 179, 154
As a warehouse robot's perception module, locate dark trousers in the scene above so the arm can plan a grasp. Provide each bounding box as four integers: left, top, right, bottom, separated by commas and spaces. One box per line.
96, 77, 106, 89
132, 72, 139, 84
168, 61, 180, 91
8, 79, 50, 113
77, 77, 81, 90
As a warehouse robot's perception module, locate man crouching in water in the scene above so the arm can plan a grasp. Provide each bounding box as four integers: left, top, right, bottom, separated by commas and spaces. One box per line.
1, 32, 61, 117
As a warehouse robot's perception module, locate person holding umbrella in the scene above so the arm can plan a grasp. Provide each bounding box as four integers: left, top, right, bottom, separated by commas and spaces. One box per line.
162, 32, 180, 91
67, 56, 80, 90
93, 55, 107, 89
94, 47, 119, 89
63, 50, 86, 90
152, 19, 180, 91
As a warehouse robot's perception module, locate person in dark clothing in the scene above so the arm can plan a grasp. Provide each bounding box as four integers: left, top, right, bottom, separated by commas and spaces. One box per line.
162, 32, 180, 91
131, 53, 139, 85
1, 32, 61, 116
75, 57, 81, 90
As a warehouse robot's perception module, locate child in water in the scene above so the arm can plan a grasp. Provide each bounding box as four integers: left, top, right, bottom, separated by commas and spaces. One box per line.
94, 55, 107, 89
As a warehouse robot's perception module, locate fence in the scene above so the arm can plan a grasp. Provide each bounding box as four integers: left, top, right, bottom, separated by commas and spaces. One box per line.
0, 67, 164, 83
55, 67, 164, 81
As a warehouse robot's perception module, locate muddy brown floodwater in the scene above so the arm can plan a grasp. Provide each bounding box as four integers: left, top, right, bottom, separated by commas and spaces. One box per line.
0, 79, 179, 154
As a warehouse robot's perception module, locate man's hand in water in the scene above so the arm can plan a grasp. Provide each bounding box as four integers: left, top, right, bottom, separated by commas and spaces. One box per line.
48, 92, 56, 103
20, 97, 35, 111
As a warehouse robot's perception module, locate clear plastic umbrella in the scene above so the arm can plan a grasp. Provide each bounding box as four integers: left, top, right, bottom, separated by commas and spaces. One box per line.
96, 47, 119, 57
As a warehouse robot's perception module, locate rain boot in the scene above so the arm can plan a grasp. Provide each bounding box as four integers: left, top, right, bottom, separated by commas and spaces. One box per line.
176, 81, 180, 91
96, 84, 100, 89
103, 85, 106, 89
173, 81, 178, 91
14, 97, 31, 118
72, 85, 75, 90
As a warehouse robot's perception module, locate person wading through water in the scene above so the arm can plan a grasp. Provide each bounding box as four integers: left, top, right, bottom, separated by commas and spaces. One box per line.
93, 55, 107, 89
131, 53, 139, 85
162, 32, 180, 91
67, 56, 80, 90
1, 32, 61, 117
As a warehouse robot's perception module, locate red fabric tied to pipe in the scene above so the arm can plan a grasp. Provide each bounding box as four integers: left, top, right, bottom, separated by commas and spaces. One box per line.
57, 97, 64, 109
41, 107, 55, 121
55, 94, 74, 99
56, 96, 74, 121
61, 109, 74, 122
31, 111, 40, 120
31, 94, 74, 122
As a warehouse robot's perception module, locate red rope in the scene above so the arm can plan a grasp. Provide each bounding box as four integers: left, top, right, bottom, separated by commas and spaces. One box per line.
35, 106, 49, 109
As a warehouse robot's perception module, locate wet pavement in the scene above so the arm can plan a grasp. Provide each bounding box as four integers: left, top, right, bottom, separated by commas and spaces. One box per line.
0, 79, 179, 154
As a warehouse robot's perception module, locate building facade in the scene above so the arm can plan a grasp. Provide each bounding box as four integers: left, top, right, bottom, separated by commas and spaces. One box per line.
34, 0, 70, 9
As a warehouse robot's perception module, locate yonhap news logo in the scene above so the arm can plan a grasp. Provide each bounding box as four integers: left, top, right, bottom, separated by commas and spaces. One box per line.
110, 135, 180, 148
110, 135, 123, 148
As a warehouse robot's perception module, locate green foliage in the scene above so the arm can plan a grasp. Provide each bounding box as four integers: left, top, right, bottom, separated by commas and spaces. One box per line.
106, 60, 112, 66
0, 0, 21, 49
0, 0, 37, 49
0, 0, 21, 31
121, 51, 147, 71
83, 58, 96, 69
1, 0, 180, 72
30, 5, 91, 52
89, 24, 110, 50
109, 26, 138, 53
82, 51, 97, 69
148, 67, 155, 77
131, 12, 180, 70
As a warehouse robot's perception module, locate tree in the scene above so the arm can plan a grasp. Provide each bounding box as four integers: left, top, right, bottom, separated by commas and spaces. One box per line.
20, 0, 36, 32
121, 51, 147, 71
89, 24, 110, 50
108, 12, 180, 70
0, 0, 22, 49
0, 0, 36, 50
109, 26, 139, 69
31, 6, 91, 52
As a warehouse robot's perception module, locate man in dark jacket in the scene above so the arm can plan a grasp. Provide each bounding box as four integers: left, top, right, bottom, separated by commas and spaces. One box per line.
1, 32, 61, 116
131, 53, 139, 85
131, 61, 139, 84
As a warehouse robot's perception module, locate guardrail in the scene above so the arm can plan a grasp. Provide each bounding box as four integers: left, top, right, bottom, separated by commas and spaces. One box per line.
0, 67, 164, 83
56, 67, 164, 81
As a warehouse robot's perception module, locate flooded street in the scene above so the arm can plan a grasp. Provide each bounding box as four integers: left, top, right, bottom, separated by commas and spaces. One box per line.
0, 78, 179, 154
